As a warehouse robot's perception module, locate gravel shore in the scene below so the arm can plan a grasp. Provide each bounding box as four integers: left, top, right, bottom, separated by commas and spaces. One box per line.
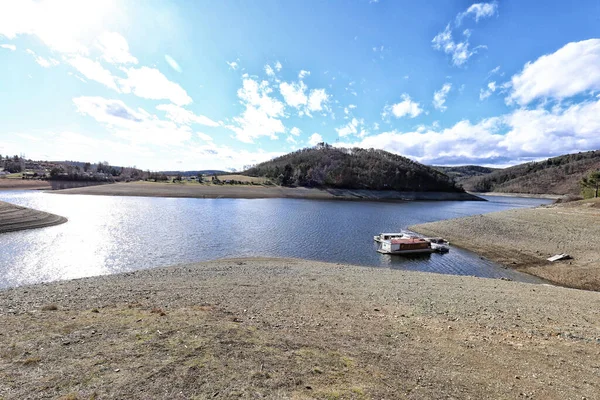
410, 198, 600, 291
1, 257, 599, 399
0, 200, 67, 233
54, 182, 483, 201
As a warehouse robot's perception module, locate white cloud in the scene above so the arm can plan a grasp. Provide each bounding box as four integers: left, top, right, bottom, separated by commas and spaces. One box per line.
274, 61, 282, 71
336, 118, 364, 137
307, 88, 329, 113
66, 55, 118, 90
164, 55, 182, 73
196, 132, 214, 142
73, 96, 193, 146
26, 49, 59, 68
96, 32, 138, 64
264, 64, 275, 77
286, 135, 297, 144
279, 79, 330, 116
0, 44, 16, 51
290, 127, 301, 136
457, 2, 498, 25
432, 25, 484, 67
433, 83, 452, 111
2, 130, 286, 172
298, 70, 311, 79
227, 61, 239, 70
279, 81, 308, 108
488, 65, 501, 76
508, 39, 600, 106
385, 94, 423, 118
433, 2, 495, 67
156, 104, 219, 127
119, 67, 192, 106
172, 145, 284, 172
479, 81, 497, 100
0, 0, 117, 54
337, 97, 600, 166
226, 78, 286, 143
308, 133, 323, 146
344, 104, 357, 116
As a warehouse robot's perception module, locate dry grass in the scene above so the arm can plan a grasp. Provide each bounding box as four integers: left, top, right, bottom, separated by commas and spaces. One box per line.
217, 174, 269, 183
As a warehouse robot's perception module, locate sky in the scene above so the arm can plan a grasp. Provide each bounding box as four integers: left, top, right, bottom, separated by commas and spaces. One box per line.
1, 0, 600, 171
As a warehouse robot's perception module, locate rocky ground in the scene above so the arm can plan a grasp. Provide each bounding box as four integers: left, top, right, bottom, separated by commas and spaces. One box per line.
1, 258, 599, 399
0, 200, 67, 233
411, 198, 600, 291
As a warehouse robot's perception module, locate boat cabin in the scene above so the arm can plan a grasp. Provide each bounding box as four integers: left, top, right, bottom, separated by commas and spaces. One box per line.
379, 238, 432, 254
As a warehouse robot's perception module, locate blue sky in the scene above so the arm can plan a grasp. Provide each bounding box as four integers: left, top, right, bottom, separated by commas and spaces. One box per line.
1, 0, 600, 171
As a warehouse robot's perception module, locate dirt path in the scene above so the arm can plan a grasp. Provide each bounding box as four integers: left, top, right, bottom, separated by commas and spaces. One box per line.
411, 198, 600, 291
1, 258, 599, 399
0, 201, 67, 233
53, 181, 482, 201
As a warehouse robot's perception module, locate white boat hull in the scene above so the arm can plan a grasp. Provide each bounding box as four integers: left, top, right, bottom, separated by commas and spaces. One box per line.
377, 248, 435, 255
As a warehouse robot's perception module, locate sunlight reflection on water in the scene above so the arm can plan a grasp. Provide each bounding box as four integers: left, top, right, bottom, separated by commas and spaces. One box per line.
0, 191, 553, 288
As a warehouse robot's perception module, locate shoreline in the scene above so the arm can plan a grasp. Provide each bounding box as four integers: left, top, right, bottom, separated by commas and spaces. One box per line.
469, 191, 563, 199
410, 198, 600, 291
0, 200, 67, 233
0, 180, 51, 191
51, 181, 484, 202
1, 257, 599, 399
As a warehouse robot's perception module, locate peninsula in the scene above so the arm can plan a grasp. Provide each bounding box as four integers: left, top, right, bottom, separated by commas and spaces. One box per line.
411, 198, 600, 291
0, 200, 67, 233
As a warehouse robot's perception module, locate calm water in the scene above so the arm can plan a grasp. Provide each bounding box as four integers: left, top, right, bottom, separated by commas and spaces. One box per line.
0, 191, 553, 288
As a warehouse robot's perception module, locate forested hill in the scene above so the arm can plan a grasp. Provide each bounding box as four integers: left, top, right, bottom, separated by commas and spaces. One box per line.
243, 145, 462, 192
460, 150, 600, 195
434, 165, 499, 183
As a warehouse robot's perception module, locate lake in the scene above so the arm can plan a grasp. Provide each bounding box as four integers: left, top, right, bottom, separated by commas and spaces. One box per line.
0, 191, 553, 288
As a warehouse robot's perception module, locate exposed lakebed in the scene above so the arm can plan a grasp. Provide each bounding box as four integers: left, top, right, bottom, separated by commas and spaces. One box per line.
0, 191, 552, 288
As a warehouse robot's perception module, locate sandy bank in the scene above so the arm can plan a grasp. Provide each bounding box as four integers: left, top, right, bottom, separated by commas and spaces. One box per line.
0, 200, 67, 233
0, 180, 51, 191
1, 258, 598, 399
410, 198, 600, 291
53, 181, 483, 201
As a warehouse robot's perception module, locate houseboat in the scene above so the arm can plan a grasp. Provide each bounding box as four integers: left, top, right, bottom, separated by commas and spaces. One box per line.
377, 237, 435, 255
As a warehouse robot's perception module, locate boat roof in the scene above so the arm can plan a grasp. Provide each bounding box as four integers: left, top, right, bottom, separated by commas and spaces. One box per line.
390, 238, 428, 244
379, 232, 407, 235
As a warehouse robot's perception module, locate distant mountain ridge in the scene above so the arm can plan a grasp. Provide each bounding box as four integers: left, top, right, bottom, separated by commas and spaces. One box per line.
460, 150, 600, 195
159, 170, 228, 176
243, 144, 463, 192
